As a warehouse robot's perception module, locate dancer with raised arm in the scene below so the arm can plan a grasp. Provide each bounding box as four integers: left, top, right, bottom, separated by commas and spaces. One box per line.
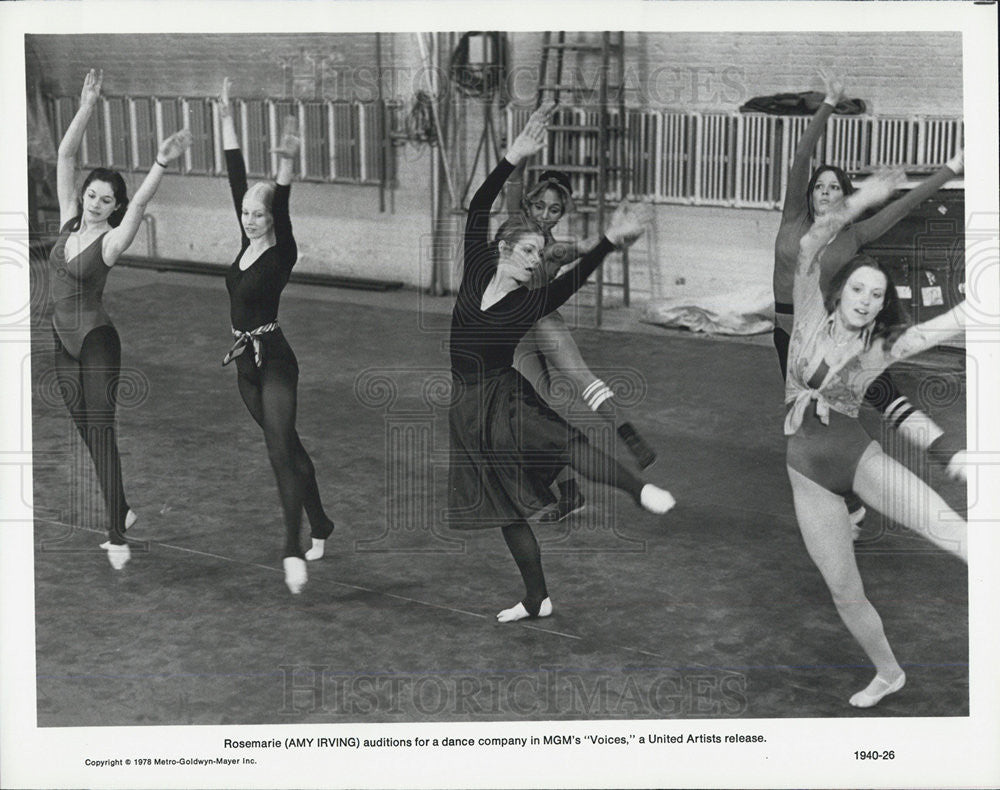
786, 167, 968, 708
773, 71, 966, 537
507, 150, 658, 523
51, 69, 192, 569
448, 106, 675, 623
218, 78, 336, 594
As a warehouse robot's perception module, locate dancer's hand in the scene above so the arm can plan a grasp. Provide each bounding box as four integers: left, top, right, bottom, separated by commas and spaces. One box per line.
271, 116, 301, 160
506, 101, 554, 165
158, 130, 193, 163
848, 166, 905, 213
605, 201, 652, 248
946, 148, 964, 175
80, 69, 103, 108
218, 77, 233, 118
818, 68, 846, 106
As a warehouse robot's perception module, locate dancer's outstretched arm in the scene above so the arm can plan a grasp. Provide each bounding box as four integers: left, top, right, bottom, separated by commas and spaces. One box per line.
854, 150, 963, 245
795, 167, 907, 308
57, 69, 102, 224
781, 70, 844, 222
104, 130, 191, 265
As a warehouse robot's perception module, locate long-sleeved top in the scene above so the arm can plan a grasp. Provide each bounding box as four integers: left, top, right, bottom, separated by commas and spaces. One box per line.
449, 157, 615, 382
224, 149, 297, 331
773, 101, 957, 329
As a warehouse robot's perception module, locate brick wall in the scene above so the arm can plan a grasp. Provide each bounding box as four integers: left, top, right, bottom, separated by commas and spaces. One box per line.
511, 32, 963, 115
26, 31, 962, 298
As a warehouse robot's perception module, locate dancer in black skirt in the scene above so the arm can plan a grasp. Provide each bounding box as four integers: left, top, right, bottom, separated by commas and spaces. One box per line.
218, 78, 336, 594
448, 106, 676, 623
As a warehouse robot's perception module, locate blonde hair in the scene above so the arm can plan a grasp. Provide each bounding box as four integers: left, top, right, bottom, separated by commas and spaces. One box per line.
243, 181, 276, 213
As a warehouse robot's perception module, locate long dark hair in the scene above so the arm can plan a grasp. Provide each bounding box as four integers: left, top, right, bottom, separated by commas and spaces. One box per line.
825, 254, 910, 344
72, 167, 129, 230
806, 165, 855, 223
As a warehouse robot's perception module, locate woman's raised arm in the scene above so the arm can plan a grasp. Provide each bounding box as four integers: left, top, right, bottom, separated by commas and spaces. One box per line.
781, 71, 845, 221
103, 130, 192, 265
854, 150, 963, 245
57, 69, 103, 224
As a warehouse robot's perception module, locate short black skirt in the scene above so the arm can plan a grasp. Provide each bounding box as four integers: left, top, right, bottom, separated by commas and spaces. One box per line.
447, 367, 582, 530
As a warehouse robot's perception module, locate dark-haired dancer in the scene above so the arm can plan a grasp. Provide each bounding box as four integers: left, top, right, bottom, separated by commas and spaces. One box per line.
507, 156, 657, 523
448, 106, 675, 623
786, 167, 967, 708
773, 72, 966, 537
218, 78, 336, 594
51, 69, 192, 569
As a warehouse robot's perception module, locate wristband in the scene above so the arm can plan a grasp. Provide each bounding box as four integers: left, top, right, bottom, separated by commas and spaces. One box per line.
155, 159, 169, 169
822, 97, 837, 108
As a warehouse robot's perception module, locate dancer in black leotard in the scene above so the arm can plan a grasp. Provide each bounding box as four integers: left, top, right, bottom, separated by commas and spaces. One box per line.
448, 106, 676, 623
51, 69, 192, 569
218, 78, 336, 594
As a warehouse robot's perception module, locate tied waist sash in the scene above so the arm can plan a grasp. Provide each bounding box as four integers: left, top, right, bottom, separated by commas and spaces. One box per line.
784, 388, 831, 436
222, 321, 278, 367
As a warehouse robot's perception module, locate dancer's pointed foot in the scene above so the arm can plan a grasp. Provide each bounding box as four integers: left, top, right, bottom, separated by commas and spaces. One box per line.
106, 543, 130, 570
497, 597, 553, 623
305, 538, 326, 561
849, 671, 906, 708
283, 557, 307, 594
640, 484, 675, 515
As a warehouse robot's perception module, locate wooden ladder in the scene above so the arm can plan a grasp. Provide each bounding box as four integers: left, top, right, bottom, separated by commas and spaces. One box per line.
535, 31, 629, 327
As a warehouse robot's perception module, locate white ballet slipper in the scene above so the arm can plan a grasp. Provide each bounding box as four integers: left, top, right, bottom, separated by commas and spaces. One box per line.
305, 538, 325, 561
640, 484, 676, 515
496, 597, 553, 623
849, 671, 906, 708
106, 543, 130, 571
283, 557, 308, 594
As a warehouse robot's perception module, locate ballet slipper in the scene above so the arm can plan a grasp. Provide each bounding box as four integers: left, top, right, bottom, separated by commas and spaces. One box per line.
496, 597, 553, 623
640, 484, 676, 515
106, 543, 130, 571
849, 671, 906, 708
305, 538, 325, 561
283, 557, 308, 594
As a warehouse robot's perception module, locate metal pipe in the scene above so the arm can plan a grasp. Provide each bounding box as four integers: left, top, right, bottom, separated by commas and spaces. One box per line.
141, 213, 157, 259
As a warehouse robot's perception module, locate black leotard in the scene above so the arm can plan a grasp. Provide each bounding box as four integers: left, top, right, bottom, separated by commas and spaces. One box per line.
224, 149, 297, 331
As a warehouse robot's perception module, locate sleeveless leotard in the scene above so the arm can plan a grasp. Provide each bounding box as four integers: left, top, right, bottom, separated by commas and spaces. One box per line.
49, 220, 112, 359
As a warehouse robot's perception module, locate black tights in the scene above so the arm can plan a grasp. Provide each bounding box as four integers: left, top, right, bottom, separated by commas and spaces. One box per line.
236, 359, 335, 559
53, 326, 129, 544
502, 434, 646, 613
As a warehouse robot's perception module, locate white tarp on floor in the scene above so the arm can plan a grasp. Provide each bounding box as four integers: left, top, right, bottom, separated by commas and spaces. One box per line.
640, 287, 775, 335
